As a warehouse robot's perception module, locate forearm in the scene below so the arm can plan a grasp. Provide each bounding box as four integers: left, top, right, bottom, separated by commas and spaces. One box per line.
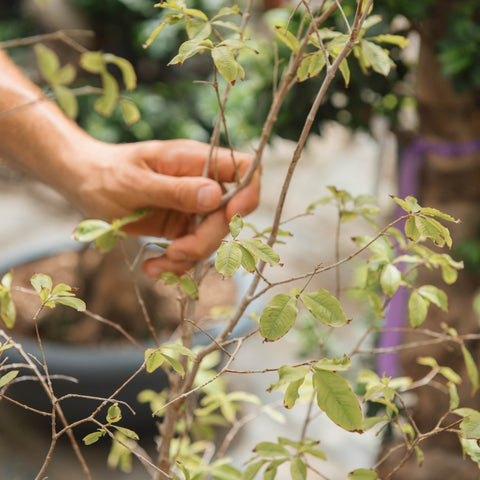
0, 49, 99, 201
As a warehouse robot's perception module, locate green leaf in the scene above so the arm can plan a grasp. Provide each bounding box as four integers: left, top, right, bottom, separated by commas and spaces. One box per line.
1, 272, 12, 289
145, 348, 165, 374
297, 51, 326, 82
31, 273, 52, 304
83, 430, 105, 445
415, 217, 451, 248
94, 230, 124, 253
361, 40, 391, 76
254, 441, 289, 458
448, 381, 460, 410
95, 72, 119, 117
143, 21, 167, 49
461, 344, 479, 395
417, 285, 448, 311
380, 264, 402, 297
54, 296, 86, 312
419, 207, 458, 223
53, 85, 78, 119
0, 290, 16, 328
390, 195, 410, 212
348, 468, 380, 480
299, 289, 348, 327
259, 294, 298, 341
119, 99, 141, 126
80, 51, 105, 74
186, 19, 212, 39
34, 44, 60, 83
113, 426, 139, 440
239, 238, 279, 267
338, 58, 351, 87
368, 34, 410, 49
239, 244, 256, 273
460, 411, 480, 439
107, 403, 122, 423
243, 460, 267, 480
274, 26, 299, 53
178, 276, 199, 300
268, 365, 310, 391
284, 378, 304, 409
460, 438, 480, 466
405, 216, 420, 242
229, 214, 243, 238
314, 355, 351, 372
161, 352, 185, 377
103, 54, 137, 91
72, 219, 112, 242
408, 290, 429, 327
312, 369, 363, 432
169, 38, 213, 66
215, 241, 242, 277
0, 370, 18, 389
290, 457, 307, 480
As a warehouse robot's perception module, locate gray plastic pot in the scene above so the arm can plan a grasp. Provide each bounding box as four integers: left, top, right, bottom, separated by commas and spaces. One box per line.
0, 238, 256, 433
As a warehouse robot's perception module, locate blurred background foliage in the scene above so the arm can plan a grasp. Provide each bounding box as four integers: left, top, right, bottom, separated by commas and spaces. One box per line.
0, 1, 478, 145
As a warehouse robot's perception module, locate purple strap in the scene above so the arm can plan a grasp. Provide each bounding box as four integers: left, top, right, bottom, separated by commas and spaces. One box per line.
377, 136, 480, 377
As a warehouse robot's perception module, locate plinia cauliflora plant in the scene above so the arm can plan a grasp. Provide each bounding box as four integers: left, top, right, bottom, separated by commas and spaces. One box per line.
1, 1, 479, 480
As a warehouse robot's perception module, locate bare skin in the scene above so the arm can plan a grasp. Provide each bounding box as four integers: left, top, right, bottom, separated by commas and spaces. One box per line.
0, 50, 260, 277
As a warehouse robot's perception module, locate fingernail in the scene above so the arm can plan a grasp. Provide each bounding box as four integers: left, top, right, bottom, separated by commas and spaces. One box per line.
197, 185, 218, 211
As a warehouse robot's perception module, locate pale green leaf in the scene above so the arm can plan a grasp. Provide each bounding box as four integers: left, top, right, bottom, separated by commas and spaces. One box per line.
54, 296, 86, 312
34, 44, 60, 83
186, 19, 212, 39
460, 411, 480, 439
461, 344, 479, 395
290, 457, 307, 480
119, 99, 141, 126
254, 441, 289, 458
284, 378, 304, 409
103, 54, 137, 91
312, 369, 363, 432
0, 370, 18, 389
215, 241, 242, 276
143, 21, 167, 49
54, 85, 78, 119
419, 207, 458, 223
72, 219, 112, 242
460, 437, 480, 466
161, 353, 185, 377
79, 51, 105, 74
31, 273, 52, 299
178, 277, 199, 300
380, 263, 402, 297
183, 7, 208, 21
274, 26, 299, 53
169, 39, 213, 65
229, 214, 243, 238
417, 285, 448, 311
94, 230, 123, 253
299, 289, 348, 327
239, 244, 256, 273
315, 355, 351, 372
259, 294, 298, 341
113, 426, 139, 440
448, 381, 460, 410
212, 45, 238, 84
390, 195, 410, 212
338, 57, 350, 87
94, 72, 119, 117
348, 468, 380, 480
361, 40, 391, 76
1, 272, 12, 289
297, 51, 326, 82
405, 216, 420, 242
243, 460, 267, 480
408, 290, 429, 327
56, 63, 76, 86
107, 403, 122, 423
0, 291, 16, 328
268, 365, 310, 392
83, 430, 105, 445
368, 34, 410, 49
145, 348, 165, 374
239, 238, 279, 267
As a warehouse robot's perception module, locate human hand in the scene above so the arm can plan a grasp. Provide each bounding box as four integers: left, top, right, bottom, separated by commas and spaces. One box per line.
69, 139, 260, 278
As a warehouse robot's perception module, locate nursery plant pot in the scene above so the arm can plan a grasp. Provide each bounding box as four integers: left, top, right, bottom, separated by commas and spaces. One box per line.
0, 238, 255, 434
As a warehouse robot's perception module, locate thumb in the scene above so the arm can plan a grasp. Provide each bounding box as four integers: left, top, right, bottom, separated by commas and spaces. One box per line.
143, 173, 223, 213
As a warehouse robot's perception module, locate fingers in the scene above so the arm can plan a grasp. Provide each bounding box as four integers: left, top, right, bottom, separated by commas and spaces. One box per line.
141, 209, 229, 278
